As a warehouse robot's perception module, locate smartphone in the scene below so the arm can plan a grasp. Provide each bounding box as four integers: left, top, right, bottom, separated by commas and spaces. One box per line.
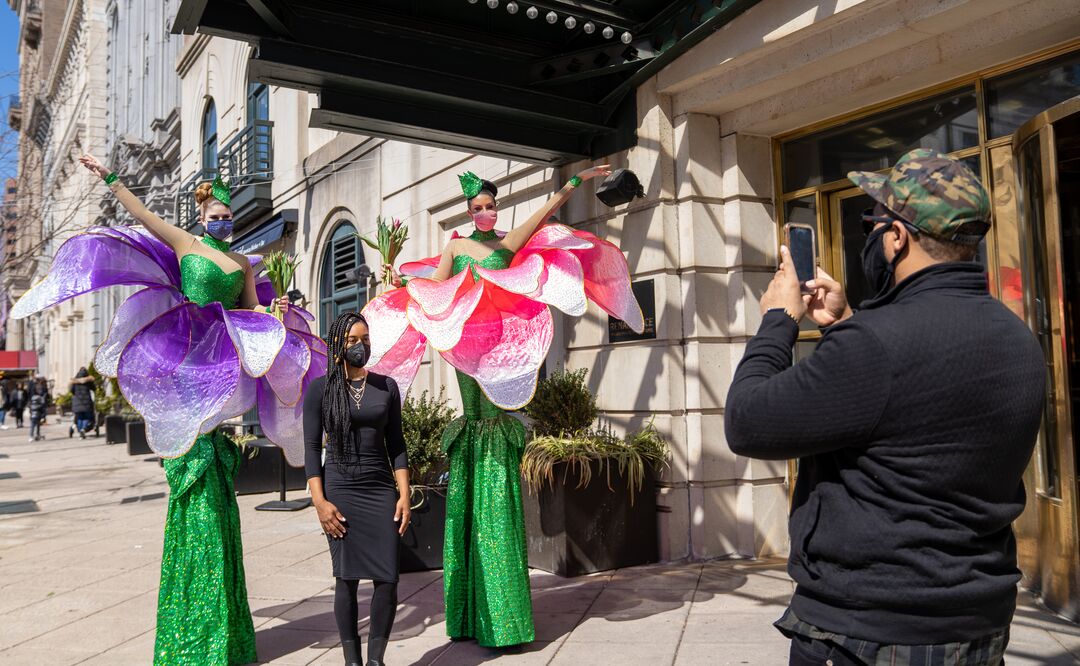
784, 223, 817, 292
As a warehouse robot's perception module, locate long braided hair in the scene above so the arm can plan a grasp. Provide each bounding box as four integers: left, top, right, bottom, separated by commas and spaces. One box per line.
322, 311, 368, 456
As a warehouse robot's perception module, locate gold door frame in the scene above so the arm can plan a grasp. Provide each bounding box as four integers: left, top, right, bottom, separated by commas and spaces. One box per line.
1012, 95, 1080, 617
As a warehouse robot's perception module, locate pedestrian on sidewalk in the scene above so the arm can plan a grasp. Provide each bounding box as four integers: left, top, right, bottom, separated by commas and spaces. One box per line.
10, 382, 27, 429
0, 381, 9, 429
303, 313, 411, 666
69, 368, 96, 439
27, 387, 47, 442
725, 149, 1046, 665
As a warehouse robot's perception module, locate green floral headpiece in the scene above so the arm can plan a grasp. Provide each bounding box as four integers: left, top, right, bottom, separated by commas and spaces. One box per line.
458, 171, 483, 200
211, 175, 232, 207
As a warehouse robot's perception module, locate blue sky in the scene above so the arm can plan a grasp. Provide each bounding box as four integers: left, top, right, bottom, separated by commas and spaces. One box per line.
1, 4, 20, 183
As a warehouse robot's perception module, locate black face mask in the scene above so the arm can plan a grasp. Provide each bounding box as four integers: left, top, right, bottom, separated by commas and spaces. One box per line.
343, 342, 371, 368
861, 224, 897, 300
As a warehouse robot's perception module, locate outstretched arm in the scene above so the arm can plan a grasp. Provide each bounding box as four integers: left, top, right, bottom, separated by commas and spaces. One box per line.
79, 154, 195, 255
500, 165, 611, 253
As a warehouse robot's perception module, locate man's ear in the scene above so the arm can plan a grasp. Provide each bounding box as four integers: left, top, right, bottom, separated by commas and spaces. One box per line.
892, 221, 913, 255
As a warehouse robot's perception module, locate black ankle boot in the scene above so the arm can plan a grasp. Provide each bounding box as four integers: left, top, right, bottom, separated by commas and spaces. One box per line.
341, 638, 362, 666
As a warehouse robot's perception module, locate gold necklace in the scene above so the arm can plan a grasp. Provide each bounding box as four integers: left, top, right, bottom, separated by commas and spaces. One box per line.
347, 374, 367, 410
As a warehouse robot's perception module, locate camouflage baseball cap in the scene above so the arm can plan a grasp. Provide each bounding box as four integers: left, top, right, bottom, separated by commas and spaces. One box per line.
848, 148, 991, 244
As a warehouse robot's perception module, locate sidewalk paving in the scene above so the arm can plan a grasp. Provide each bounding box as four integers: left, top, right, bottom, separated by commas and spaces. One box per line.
0, 420, 1077, 665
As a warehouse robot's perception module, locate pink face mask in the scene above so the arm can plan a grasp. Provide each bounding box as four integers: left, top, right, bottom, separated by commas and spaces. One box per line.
471, 209, 497, 231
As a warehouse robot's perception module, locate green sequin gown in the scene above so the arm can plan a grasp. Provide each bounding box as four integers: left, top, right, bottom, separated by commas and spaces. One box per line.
154, 239, 257, 666
442, 248, 536, 647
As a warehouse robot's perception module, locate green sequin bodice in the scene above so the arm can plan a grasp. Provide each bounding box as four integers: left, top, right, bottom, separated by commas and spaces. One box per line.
179, 254, 244, 308
452, 248, 514, 281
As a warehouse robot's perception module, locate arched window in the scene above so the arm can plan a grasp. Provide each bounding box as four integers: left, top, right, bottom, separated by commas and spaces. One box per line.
320, 221, 368, 334
202, 99, 218, 170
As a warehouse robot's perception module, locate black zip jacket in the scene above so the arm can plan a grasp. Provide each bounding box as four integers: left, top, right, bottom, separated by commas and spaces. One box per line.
725, 263, 1046, 643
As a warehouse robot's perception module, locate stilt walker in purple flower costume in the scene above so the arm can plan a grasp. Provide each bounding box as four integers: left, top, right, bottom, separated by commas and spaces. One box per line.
11, 154, 327, 666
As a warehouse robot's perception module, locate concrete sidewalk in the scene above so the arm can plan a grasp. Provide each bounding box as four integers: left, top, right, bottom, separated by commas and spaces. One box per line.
0, 420, 1077, 665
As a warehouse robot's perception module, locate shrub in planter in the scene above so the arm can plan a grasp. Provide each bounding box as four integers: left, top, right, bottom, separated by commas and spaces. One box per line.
55, 392, 72, 416
520, 368, 669, 577
523, 368, 596, 438
400, 388, 455, 572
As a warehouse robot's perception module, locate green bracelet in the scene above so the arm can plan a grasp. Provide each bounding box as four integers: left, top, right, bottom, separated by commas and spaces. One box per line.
265, 306, 272, 313
104, 172, 119, 185
568, 175, 583, 188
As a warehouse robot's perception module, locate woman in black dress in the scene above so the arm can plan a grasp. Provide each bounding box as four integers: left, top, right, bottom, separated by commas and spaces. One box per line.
304, 312, 411, 666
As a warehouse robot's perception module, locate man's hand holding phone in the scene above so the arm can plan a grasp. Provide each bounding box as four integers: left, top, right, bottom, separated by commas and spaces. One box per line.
804, 268, 853, 327
761, 245, 810, 320
762, 247, 854, 327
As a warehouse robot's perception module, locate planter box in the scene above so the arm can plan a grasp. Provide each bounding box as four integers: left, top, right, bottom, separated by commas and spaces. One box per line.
105, 415, 128, 444
126, 421, 151, 456
399, 485, 447, 573
522, 460, 658, 577
234, 439, 307, 496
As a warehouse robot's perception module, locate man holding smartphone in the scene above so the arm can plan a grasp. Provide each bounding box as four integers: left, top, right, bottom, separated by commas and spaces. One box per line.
725, 149, 1046, 665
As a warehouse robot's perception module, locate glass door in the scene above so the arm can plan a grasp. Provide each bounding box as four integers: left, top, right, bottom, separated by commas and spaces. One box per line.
1013, 95, 1080, 617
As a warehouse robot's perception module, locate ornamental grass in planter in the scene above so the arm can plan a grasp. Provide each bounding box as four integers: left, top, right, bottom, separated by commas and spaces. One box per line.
400, 388, 456, 572
521, 368, 668, 577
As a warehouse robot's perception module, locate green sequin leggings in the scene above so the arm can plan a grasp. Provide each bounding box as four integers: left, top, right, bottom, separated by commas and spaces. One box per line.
442, 372, 535, 647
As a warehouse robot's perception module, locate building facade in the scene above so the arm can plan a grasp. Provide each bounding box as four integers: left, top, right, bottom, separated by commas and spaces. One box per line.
6, 0, 109, 386
90, 0, 183, 356
4, 0, 66, 362
5, 0, 184, 387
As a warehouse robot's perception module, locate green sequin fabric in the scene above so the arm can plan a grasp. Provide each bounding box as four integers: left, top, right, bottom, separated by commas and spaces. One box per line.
452, 248, 515, 283
154, 245, 256, 665
178, 238, 245, 308
442, 248, 535, 647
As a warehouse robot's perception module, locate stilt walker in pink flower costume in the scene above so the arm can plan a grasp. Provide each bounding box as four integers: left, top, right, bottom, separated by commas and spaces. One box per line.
10, 155, 326, 665
369, 167, 644, 648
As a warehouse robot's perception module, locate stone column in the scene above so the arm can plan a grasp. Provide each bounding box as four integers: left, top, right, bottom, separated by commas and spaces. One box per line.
672, 116, 788, 559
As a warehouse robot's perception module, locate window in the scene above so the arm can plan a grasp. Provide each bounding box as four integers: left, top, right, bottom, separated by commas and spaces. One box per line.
319, 222, 369, 334
247, 82, 269, 124
782, 87, 979, 192
202, 100, 218, 171
986, 50, 1080, 139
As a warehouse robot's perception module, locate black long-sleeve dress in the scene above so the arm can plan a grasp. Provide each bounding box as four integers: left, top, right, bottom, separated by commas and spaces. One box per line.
304, 373, 408, 582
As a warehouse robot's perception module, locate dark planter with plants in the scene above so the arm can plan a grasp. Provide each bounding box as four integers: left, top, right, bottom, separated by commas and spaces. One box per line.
522, 461, 658, 577
399, 389, 456, 573
106, 415, 128, 444
126, 420, 151, 456
521, 368, 668, 577
399, 484, 448, 573
234, 438, 307, 496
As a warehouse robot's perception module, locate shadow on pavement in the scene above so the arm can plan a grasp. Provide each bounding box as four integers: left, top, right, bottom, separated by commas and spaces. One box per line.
251, 561, 791, 665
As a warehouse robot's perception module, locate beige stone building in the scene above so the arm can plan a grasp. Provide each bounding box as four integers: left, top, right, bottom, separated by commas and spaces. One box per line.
149, 0, 1080, 619
6, 0, 109, 387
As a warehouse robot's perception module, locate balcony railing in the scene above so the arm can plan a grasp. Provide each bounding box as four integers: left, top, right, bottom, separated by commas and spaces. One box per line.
177, 120, 274, 231
219, 119, 273, 188
176, 168, 218, 231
